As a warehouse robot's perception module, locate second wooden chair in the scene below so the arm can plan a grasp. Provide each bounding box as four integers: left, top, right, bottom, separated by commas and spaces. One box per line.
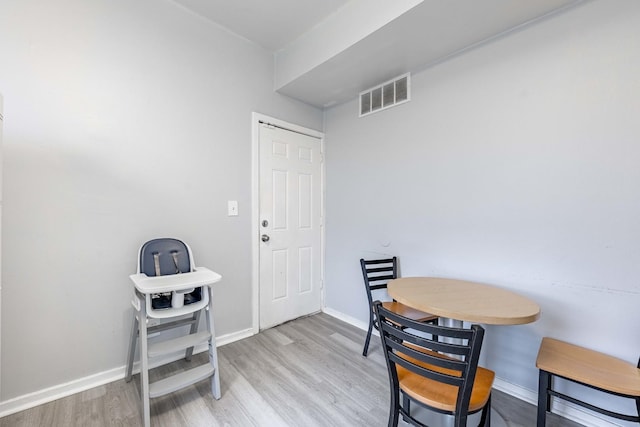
375, 301, 494, 427
360, 257, 438, 356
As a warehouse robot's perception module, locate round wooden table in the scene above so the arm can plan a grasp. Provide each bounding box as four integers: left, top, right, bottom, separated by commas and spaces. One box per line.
387, 277, 540, 325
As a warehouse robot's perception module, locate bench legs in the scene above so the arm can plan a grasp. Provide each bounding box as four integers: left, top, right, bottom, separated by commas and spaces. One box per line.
537, 368, 640, 426
537, 370, 551, 427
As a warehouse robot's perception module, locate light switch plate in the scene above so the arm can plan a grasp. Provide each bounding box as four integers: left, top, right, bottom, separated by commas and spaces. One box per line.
228, 200, 238, 216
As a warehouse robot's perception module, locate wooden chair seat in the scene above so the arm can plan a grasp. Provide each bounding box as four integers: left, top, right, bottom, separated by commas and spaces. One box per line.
397, 348, 495, 412
536, 337, 640, 396
536, 337, 640, 426
383, 301, 438, 323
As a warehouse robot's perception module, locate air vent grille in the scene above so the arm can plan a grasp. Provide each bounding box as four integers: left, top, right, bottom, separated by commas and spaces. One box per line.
359, 73, 410, 117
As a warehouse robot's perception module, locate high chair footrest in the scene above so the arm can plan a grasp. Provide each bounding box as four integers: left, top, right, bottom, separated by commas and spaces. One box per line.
149, 364, 215, 398
148, 332, 211, 358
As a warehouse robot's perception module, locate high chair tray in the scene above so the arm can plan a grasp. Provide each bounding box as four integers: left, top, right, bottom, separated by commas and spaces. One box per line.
130, 267, 222, 294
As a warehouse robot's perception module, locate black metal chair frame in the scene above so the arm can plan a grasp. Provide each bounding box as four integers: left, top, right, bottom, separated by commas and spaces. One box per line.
361, 257, 437, 357
537, 361, 640, 426
361, 257, 396, 356
375, 301, 491, 427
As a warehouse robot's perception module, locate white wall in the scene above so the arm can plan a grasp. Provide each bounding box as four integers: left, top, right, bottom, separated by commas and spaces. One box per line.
0, 0, 322, 401
324, 0, 640, 424
0, 94, 4, 399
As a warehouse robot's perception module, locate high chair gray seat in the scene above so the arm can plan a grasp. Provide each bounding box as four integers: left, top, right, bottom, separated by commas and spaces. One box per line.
125, 238, 222, 427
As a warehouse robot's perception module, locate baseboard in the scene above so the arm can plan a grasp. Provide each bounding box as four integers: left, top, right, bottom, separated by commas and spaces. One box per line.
0, 327, 255, 418
323, 308, 621, 427
492, 377, 538, 405
322, 306, 370, 332
0, 366, 125, 419
215, 327, 254, 347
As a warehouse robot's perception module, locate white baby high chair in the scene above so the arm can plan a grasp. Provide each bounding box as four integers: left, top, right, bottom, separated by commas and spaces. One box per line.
125, 238, 222, 427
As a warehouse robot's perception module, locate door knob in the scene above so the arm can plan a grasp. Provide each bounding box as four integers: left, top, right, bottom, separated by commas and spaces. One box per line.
261, 234, 270, 242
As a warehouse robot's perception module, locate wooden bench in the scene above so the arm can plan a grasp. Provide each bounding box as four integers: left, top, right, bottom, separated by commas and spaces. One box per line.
536, 337, 640, 426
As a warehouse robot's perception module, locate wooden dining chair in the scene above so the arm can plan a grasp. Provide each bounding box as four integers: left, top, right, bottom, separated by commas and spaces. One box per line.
360, 257, 437, 356
374, 301, 495, 427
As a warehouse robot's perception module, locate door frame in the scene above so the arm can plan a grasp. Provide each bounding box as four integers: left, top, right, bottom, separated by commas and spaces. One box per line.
251, 112, 325, 334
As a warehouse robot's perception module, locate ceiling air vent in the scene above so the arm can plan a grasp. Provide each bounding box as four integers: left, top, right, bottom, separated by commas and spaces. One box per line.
359, 73, 410, 117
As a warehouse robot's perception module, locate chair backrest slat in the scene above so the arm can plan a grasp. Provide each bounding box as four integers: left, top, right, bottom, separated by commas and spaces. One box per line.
385, 334, 468, 377
387, 351, 465, 387
367, 275, 395, 283
360, 257, 397, 306
366, 266, 394, 274
381, 319, 473, 360
363, 258, 395, 265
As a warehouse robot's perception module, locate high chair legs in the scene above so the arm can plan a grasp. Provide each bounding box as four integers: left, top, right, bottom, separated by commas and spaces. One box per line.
125, 288, 220, 427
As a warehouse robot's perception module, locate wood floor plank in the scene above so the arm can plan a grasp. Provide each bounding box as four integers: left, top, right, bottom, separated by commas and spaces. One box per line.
0, 313, 585, 427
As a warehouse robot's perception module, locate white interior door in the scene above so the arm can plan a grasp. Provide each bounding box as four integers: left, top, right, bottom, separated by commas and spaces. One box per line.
259, 123, 322, 330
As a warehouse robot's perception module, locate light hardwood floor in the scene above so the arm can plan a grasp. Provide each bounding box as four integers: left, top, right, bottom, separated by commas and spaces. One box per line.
1, 313, 584, 426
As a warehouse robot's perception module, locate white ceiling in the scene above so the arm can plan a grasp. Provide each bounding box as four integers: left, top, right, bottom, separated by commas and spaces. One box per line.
173, 0, 350, 51
172, 0, 585, 108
